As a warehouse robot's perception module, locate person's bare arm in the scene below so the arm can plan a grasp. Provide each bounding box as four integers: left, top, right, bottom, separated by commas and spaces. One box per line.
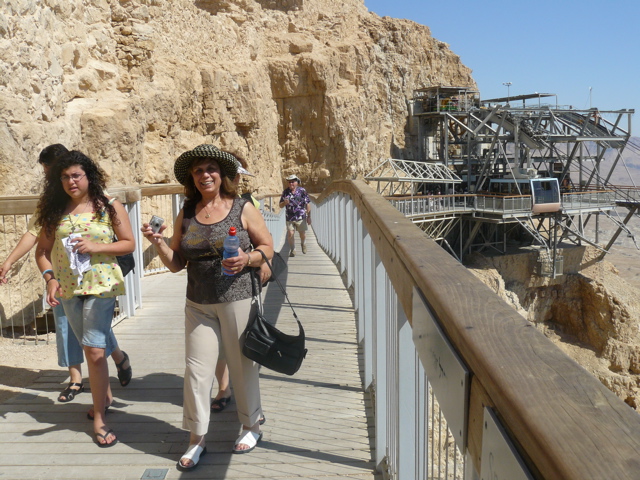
35, 230, 62, 306
258, 262, 271, 284
141, 210, 187, 273
0, 232, 38, 284
242, 202, 274, 266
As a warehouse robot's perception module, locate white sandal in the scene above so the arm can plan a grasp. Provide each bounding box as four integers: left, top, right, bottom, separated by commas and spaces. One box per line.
177, 442, 207, 471
233, 429, 263, 454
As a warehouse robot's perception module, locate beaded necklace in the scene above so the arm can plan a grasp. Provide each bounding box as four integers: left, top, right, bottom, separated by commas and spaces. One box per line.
67, 201, 91, 233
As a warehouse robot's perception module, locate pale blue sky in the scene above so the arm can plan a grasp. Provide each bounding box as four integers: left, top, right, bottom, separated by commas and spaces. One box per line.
364, 0, 640, 114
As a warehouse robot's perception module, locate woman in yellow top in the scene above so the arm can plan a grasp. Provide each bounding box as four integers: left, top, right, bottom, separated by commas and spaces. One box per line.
35, 150, 135, 448
0, 144, 132, 404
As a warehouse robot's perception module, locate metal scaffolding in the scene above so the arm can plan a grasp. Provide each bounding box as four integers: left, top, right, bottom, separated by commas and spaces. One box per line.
380, 85, 639, 276
365, 159, 461, 195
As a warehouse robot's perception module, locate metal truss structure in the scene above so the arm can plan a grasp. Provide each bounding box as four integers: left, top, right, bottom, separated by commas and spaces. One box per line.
383, 86, 640, 276
365, 158, 461, 195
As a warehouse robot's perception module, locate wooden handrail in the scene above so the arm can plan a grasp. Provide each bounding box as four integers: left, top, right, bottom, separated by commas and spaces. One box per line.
0, 184, 292, 216
139, 184, 183, 197
317, 179, 640, 479
0, 195, 39, 215
0, 184, 185, 216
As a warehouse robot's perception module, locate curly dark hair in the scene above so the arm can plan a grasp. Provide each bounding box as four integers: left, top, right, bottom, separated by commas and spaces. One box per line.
183, 157, 238, 210
35, 150, 118, 237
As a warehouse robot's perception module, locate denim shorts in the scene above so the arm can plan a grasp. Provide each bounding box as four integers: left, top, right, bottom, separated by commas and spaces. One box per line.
53, 303, 84, 367
61, 296, 117, 350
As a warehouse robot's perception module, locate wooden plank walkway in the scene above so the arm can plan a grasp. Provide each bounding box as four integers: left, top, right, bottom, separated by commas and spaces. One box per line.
0, 230, 379, 479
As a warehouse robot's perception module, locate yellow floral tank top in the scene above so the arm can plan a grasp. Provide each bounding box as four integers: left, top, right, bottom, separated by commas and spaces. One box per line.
52, 210, 125, 299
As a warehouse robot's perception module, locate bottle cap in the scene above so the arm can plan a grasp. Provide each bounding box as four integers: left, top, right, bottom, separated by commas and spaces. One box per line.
228, 227, 237, 235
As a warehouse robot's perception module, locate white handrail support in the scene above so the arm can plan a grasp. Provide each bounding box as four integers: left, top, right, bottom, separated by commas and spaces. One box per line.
315, 192, 469, 479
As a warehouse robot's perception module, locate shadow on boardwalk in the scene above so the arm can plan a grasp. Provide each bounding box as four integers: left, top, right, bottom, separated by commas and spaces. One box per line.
0, 230, 380, 480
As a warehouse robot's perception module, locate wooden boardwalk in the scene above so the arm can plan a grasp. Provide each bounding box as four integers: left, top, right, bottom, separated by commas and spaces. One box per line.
0, 231, 379, 479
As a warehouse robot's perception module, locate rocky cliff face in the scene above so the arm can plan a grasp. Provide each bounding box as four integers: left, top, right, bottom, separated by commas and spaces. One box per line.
466, 247, 640, 411
0, 0, 474, 195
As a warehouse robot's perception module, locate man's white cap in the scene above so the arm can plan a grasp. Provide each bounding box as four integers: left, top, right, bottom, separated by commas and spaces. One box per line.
237, 165, 255, 176
286, 174, 300, 182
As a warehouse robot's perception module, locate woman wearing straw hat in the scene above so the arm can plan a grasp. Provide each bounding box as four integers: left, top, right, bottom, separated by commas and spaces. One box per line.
210, 154, 272, 416
141, 144, 273, 469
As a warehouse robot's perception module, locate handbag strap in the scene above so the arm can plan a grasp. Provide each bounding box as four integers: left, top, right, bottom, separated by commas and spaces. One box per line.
254, 249, 300, 325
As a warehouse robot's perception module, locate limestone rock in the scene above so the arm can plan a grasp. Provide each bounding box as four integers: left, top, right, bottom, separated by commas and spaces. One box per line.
466, 247, 640, 411
0, 0, 473, 196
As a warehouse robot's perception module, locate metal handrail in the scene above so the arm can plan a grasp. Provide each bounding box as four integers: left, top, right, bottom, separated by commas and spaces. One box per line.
386, 189, 627, 218
314, 179, 640, 479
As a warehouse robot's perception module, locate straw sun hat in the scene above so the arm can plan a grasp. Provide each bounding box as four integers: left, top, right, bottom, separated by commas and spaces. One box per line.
174, 144, 239, 185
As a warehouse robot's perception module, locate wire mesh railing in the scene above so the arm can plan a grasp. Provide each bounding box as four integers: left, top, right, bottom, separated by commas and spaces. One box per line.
388, 195, 475, 217
0, 209, 52, 344
388, 190, 627, 218
561, 189, 616, 209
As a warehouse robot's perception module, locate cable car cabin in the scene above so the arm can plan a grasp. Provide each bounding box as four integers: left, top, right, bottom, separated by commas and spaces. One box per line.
488, 178, 561, 214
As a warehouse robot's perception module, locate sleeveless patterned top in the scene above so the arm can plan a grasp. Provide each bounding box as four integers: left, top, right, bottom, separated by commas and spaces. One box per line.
180, 197, 254, 304
52, 210, 125, 299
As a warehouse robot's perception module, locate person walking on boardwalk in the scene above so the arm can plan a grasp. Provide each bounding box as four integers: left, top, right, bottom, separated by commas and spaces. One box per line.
140, 144, 273, 469
0, 145, 132, 406
279, 174, 311, 256
210, 155, 272, 416
35, 150, 135, 447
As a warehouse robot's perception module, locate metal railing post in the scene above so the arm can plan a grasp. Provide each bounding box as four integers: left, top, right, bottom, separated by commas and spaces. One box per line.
347, 197, 357, 287
398, 308, 417, 479
338, 193, 345, 273
330, 195, 340, 264
115, 199, 142, 323
359, 215, 369, 342
354, 210, 364, 328
374, 250, 387, 468
362, 226, 374, 385
386, 278, 400, 478
128, 199, 142, 311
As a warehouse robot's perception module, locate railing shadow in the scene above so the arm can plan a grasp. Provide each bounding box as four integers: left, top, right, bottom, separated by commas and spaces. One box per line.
0, 365, 62, 409
260, 244, 290, 329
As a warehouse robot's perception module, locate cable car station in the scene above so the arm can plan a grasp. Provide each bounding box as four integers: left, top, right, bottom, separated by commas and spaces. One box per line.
366, 86, 639, 277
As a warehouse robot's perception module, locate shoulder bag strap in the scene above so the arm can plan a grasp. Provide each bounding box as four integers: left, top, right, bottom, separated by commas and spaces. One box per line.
254, 249, 300, 325
249, 268, 265, 315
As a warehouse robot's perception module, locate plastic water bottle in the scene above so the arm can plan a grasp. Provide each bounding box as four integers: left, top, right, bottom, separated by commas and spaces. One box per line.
222, 226, 240, 276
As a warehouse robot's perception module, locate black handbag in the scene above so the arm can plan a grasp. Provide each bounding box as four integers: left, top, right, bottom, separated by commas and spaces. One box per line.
113, 235, 135, 277
116, 252, 135, 277
242, 249, 307, 375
